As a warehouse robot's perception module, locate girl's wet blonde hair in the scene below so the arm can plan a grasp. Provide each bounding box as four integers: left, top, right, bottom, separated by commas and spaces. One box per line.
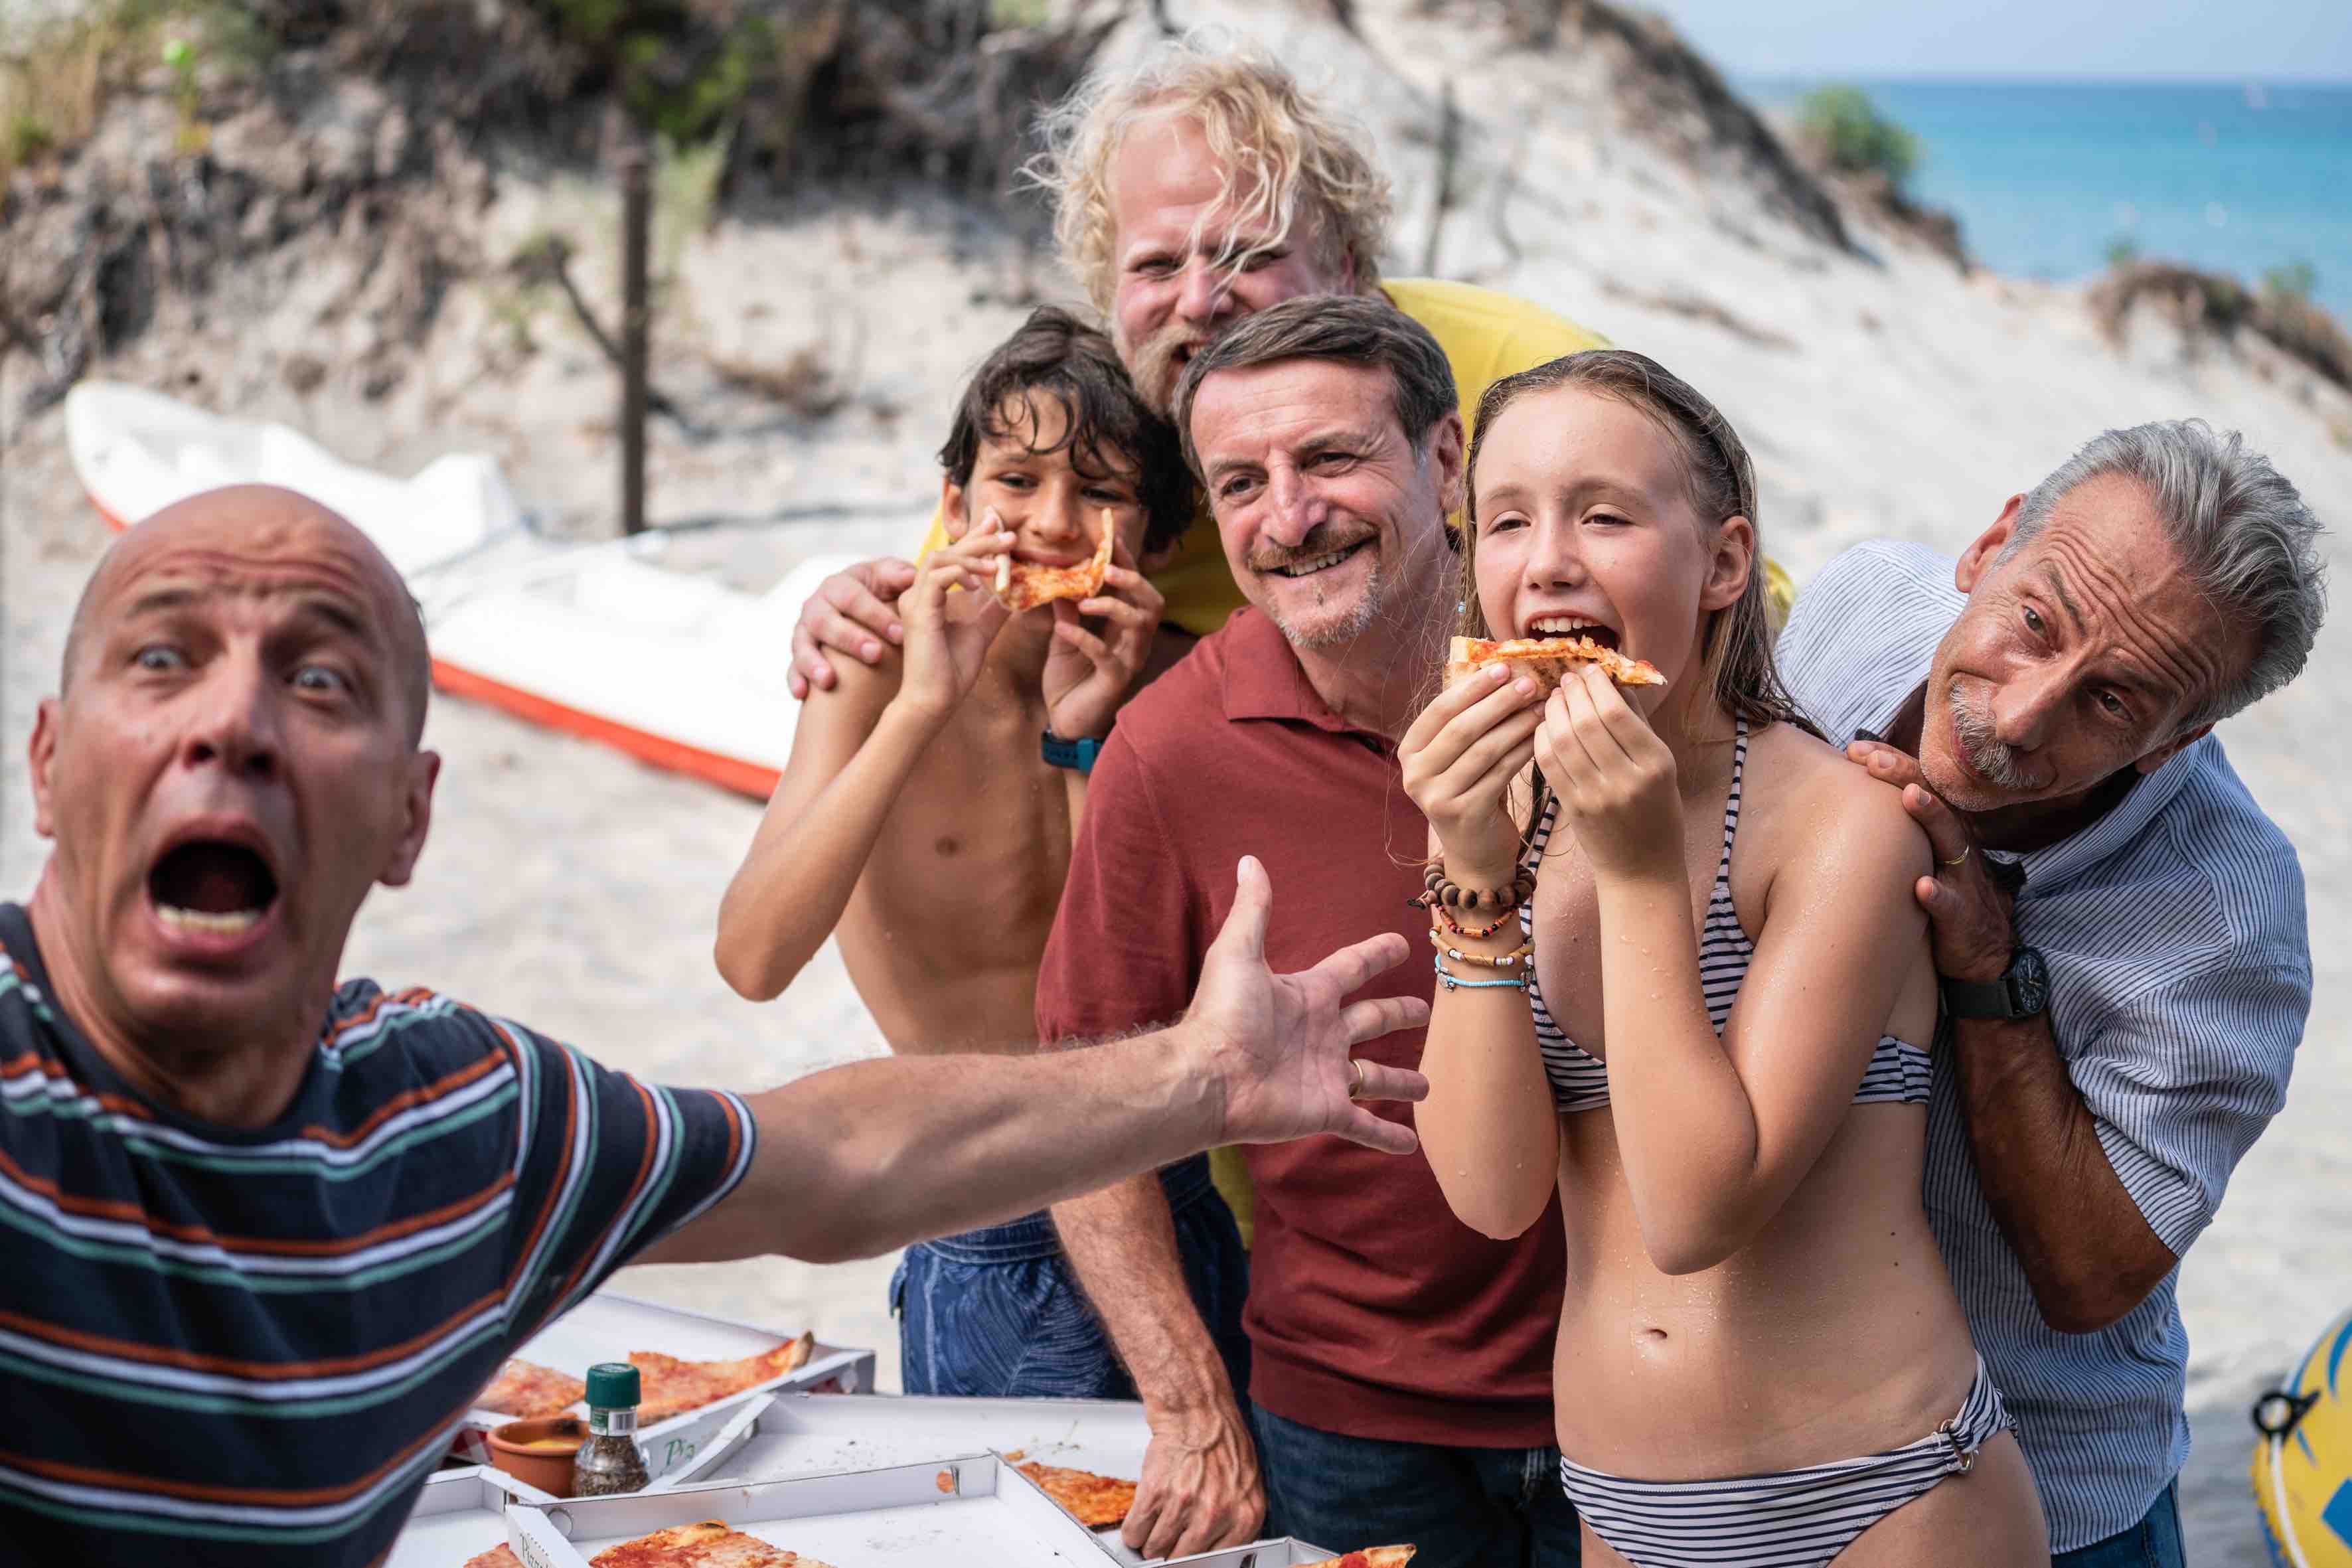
1026, 36, 1394, 316
1460, 349, 1818, 743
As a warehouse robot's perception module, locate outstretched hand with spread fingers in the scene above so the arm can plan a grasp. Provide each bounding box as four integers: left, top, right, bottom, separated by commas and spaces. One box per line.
1845, 738, 2016, 983
1186, 856, 1430, 1154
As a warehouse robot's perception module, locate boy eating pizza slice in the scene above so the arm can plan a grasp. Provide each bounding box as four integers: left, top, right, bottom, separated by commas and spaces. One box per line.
714, 308, 1248, 1403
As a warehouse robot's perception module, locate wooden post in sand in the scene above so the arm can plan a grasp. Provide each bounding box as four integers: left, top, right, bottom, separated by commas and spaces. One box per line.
619, 139, 651, 536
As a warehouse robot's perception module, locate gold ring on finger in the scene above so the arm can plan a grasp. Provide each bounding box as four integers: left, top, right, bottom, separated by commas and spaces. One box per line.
1346, 1060, 1366, 1099
1942, 845, 1972, 868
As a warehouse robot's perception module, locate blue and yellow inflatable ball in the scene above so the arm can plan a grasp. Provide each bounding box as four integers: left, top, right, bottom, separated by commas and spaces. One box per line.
2256, 1307, 2352, 1567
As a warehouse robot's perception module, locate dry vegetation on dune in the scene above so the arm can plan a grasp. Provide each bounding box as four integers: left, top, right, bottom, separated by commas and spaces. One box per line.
0, 0, 1113, 418
2091, 260, 2352, 394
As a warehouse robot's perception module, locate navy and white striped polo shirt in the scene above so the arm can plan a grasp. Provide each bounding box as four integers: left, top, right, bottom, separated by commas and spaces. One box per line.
0, 902, 757, 1566
1778, 540, 2311, 1553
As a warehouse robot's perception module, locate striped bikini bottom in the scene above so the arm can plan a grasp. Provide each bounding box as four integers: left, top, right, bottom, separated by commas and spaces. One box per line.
1557, 1356, 2013, 1567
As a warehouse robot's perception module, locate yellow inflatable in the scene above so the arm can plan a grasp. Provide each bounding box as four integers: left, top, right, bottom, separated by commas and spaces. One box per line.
2253, 1306, 2352, 1566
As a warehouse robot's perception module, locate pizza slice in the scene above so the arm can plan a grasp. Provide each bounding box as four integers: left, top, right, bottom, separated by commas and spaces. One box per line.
626, 1331, 815, 1423
1298, 1549, 1417, 1568
588, 1518, 834, 1566
1013, 1459, 1137, 1529
1444, 634, 1665, 693
459, 1548, 522, 1568
474, 1357, 586, 1418
992, 509, 1116, 612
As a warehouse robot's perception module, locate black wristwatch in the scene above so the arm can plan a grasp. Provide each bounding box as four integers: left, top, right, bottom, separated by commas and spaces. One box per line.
1941, 947, 2051, 1021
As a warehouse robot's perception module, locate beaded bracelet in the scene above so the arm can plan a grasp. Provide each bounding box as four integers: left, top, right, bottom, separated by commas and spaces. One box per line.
1413, 894, 1516, 940
1433, 953, 1529, 992
1423, 862, 1537, 913
1425, 928, 1533, 969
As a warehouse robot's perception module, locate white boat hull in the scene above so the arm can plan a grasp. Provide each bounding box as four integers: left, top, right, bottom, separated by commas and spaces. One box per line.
64, 381, 864, 800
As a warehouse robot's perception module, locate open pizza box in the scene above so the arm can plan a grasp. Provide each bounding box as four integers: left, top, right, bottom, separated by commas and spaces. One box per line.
497, 1454, 1134, 1564
386, 1465, 557, 1568
1153, 1543, 1346, 1567
399, 1401, 766, 1561
701, 1394, 1352, 1567
710, 1391, 1152, 1490
452, 1289, 874, 1465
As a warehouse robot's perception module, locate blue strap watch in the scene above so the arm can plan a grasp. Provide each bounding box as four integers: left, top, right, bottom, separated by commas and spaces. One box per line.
1041, 730, 1102, 775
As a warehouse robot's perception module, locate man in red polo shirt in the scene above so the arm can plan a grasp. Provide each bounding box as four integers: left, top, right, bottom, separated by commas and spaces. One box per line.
1035, 295, 1574, 1565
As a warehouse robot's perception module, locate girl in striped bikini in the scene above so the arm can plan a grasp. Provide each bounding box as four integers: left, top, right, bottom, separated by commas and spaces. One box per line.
1399, 351, 2048, 1567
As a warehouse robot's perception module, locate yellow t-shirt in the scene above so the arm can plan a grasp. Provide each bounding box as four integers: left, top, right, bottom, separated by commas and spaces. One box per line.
913, 277, 1790, 638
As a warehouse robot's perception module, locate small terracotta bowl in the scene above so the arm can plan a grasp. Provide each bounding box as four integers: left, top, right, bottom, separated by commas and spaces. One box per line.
485, 1415, 586, 1496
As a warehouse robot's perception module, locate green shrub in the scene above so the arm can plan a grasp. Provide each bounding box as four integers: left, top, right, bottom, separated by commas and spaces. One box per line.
7, 112, 54, 165
1799, 84, 1919, 189
533, 0, 767, 146
2262, 260, 2317, 305
2103, 234, 2141, 269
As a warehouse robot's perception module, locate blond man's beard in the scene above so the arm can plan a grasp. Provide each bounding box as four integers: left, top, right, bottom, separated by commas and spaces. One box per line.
1117, 320, 1206, 419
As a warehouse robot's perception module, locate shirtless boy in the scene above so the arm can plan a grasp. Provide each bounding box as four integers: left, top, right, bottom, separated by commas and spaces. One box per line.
714, 307, 1249, 1398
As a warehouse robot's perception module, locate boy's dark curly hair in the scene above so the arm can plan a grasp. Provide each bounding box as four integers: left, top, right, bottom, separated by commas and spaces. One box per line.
938, 307, 1196, 555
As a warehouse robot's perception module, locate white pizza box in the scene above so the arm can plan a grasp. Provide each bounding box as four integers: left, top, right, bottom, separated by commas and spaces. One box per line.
1155, 1543, 1344, 1567
398, 1406, 765, 1565
453, 1289, 874, 1461
711, 1391, 1153, 1488
501, 1454, 1127, 1565
386, 1464, 554, 1568
706, 1394, 1335, 1567
634, 1392, 772, 1492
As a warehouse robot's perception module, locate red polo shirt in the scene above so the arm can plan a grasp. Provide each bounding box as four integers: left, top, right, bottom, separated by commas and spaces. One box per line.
1036, 607, 1563, 1449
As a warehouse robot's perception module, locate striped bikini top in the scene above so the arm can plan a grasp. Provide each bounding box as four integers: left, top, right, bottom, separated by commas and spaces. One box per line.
1522, 721, 1932, 1115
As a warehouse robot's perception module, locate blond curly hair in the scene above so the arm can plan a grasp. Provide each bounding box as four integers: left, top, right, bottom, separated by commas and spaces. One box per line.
1028, 36, 1395, 316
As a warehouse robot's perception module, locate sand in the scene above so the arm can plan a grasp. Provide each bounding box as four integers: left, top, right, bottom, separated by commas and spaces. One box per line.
4, 2, 2350, 1559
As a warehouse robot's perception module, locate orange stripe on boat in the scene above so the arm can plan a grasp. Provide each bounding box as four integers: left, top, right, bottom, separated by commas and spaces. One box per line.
428, 657, 781, 801
91, 483, 781, 802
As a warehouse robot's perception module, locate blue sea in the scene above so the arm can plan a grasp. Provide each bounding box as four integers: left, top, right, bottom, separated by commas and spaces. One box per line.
1745, 78, 2352, 323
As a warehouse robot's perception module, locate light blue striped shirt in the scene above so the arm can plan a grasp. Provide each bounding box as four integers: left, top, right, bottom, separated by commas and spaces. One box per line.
1777, 540, 2312, 1553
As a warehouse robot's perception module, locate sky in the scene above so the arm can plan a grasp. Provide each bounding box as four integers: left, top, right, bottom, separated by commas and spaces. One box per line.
1637, 1, 2352, 82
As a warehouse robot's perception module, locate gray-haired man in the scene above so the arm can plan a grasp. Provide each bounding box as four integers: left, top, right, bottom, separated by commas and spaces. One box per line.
1780, 421, 2327, 1568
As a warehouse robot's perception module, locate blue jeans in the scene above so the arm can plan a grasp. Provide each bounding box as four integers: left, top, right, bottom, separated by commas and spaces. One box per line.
1250, 1402, 1581, 1568
892, 1153, 1249, 1399
2054, 1482, 2185, 1568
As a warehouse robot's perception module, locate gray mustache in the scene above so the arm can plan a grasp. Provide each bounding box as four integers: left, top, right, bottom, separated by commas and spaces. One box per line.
1949, 691, 2048, 791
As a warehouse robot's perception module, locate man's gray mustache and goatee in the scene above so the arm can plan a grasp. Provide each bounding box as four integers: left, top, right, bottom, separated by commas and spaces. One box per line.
1948, 683, 2051, 793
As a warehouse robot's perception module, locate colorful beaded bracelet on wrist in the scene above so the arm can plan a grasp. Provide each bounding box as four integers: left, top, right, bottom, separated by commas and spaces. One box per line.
1411, 894, 1516, 940
1433, 953, 1529, 992
1425, 928, 1533, 969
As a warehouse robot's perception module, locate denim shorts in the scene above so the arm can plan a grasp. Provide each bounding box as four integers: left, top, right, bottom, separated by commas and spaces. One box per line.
1250, 1401, 1581, 1568
891, 1152, 1250, 1400
2054, 1482, 2183, 1568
